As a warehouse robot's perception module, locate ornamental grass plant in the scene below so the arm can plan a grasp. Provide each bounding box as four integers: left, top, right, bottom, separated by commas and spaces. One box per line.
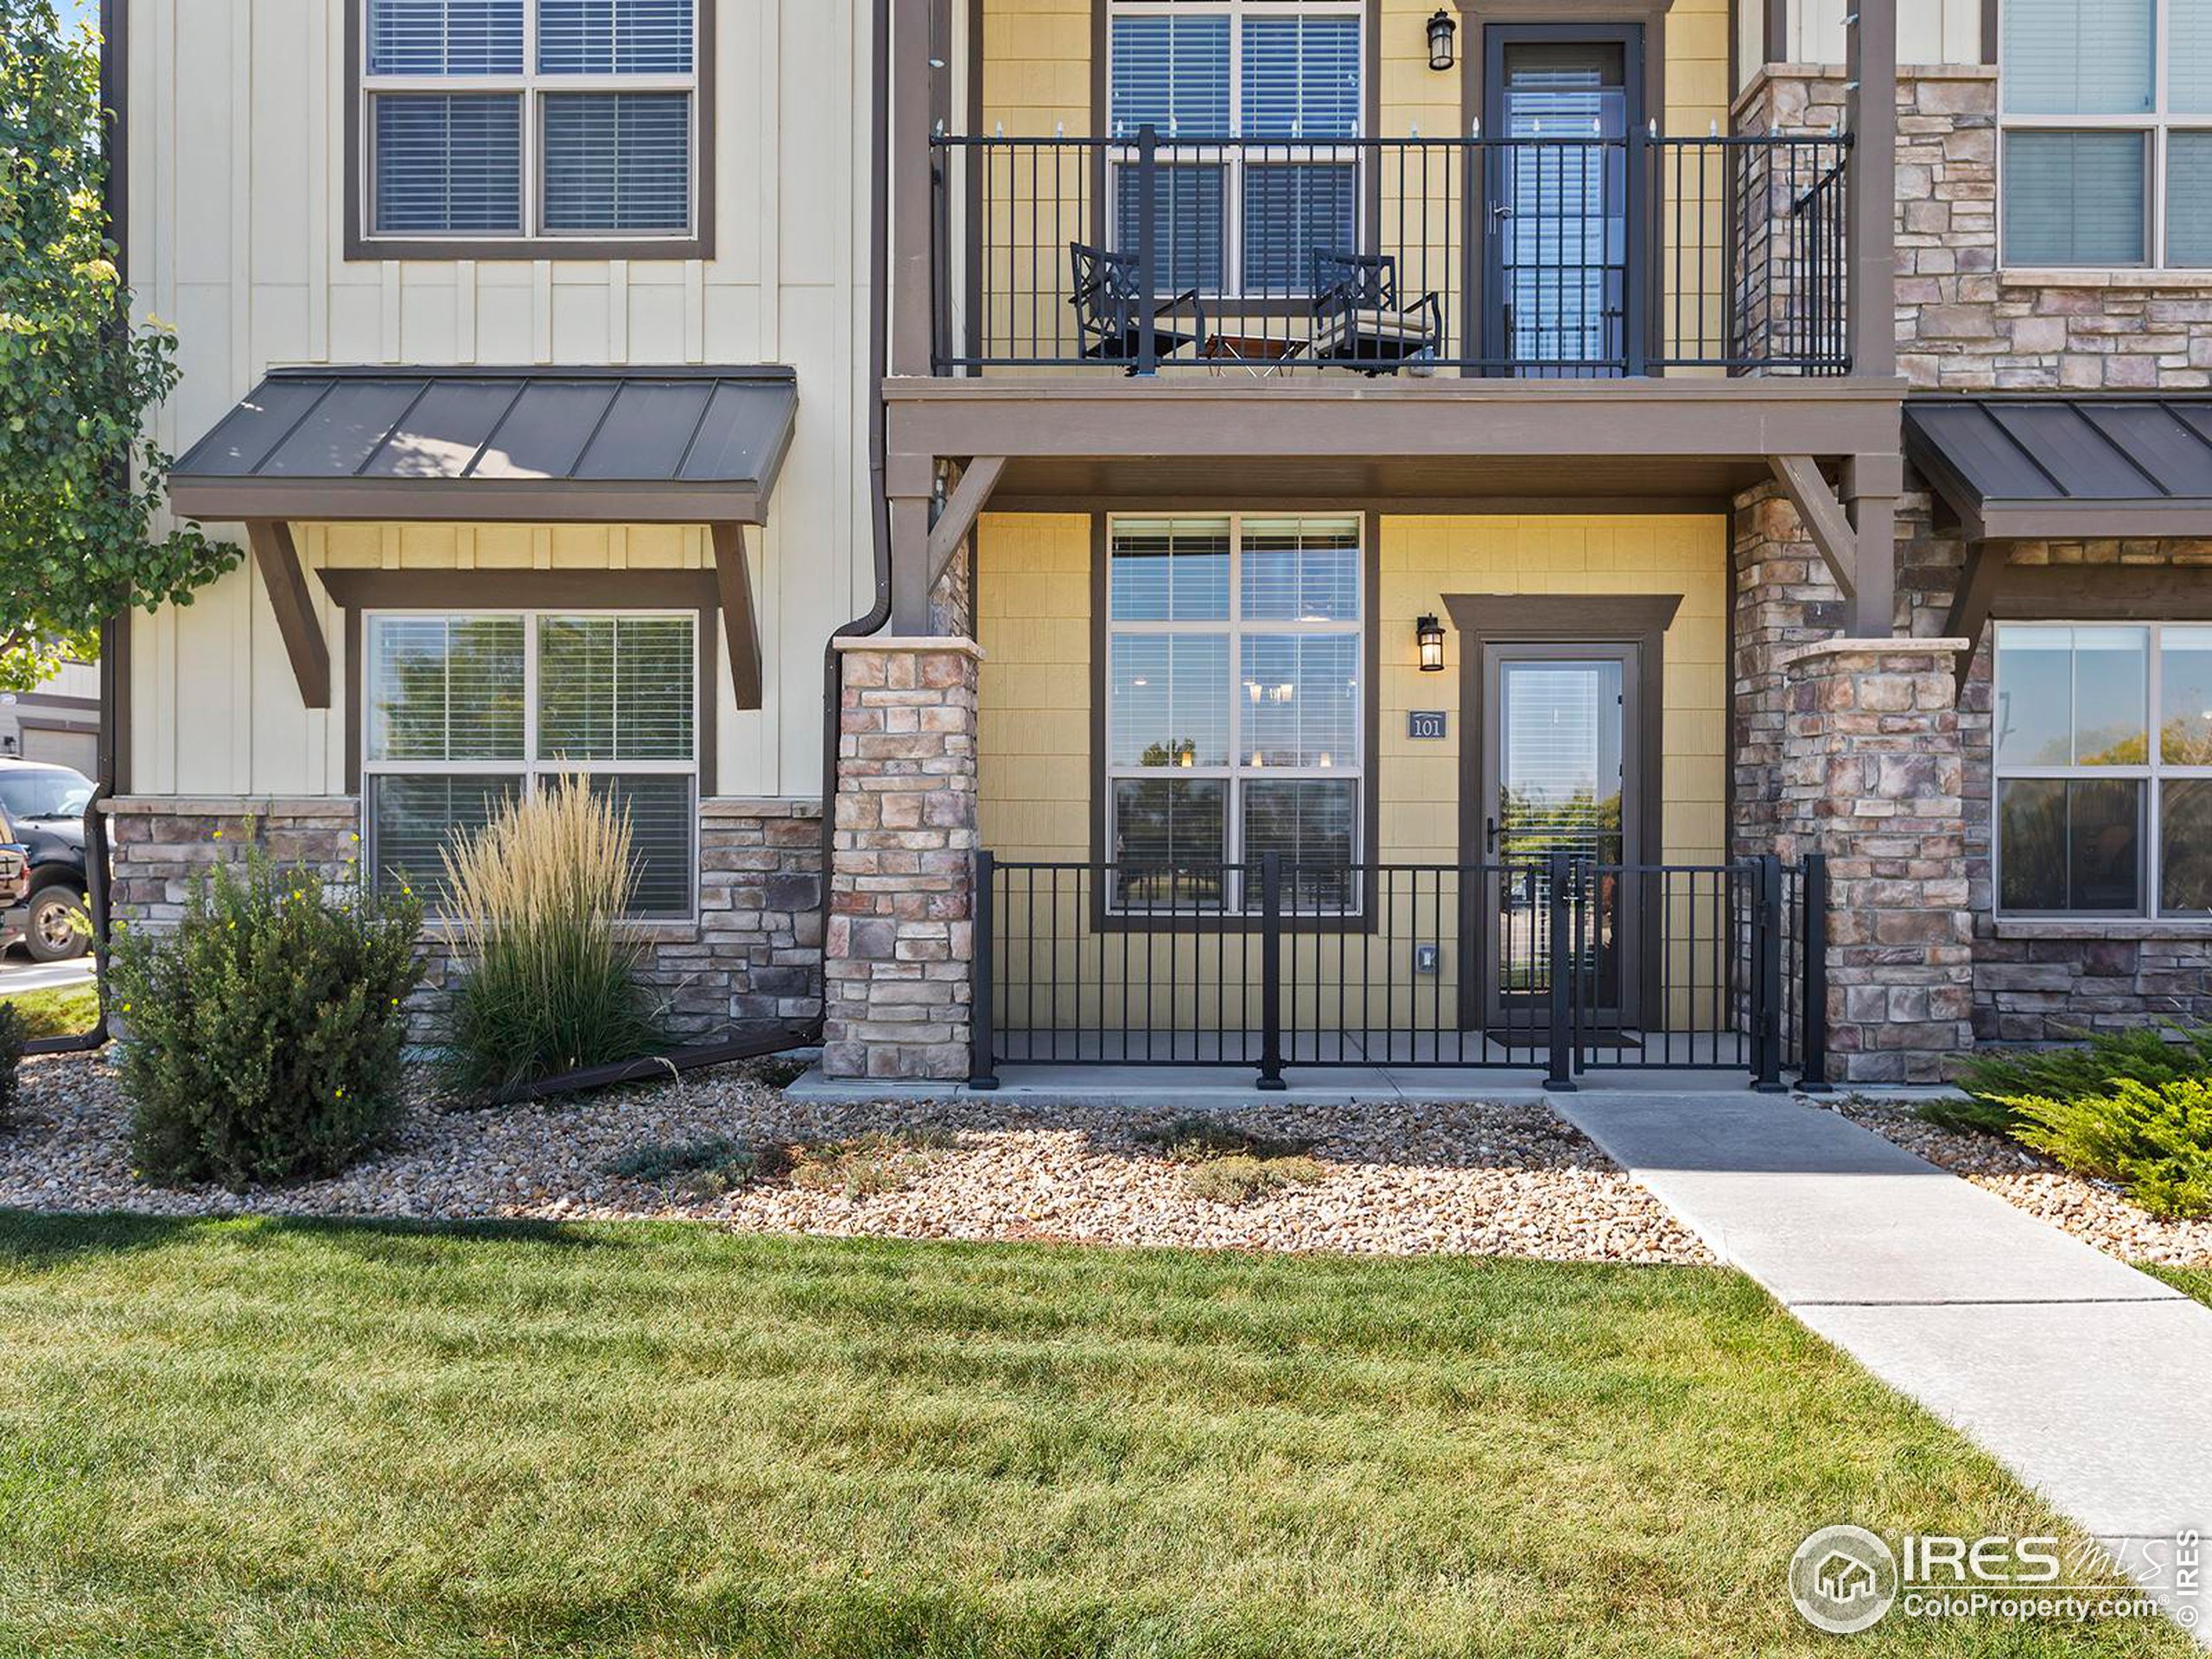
435, 777, 669, 1102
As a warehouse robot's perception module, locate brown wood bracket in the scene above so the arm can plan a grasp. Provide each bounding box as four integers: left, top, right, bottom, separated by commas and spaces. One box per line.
1768, 455, 1858, 602
1941, 536, 2008, 694
245, 519, 331, 709
710, 523, 764, 712
927, 455, 1006, 594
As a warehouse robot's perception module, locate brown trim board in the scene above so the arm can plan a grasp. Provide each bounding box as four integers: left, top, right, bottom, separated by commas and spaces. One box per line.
1080, 508, 1385, 935
316, 568, 723, 796
342, 0, 717, 262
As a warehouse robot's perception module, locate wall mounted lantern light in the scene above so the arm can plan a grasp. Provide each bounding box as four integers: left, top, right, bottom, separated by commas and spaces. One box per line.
1416, 613, 1446, 671
1427, 9, 1457, 72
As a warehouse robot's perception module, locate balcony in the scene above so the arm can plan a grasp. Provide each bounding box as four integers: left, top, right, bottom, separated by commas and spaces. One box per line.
929, 129, 1851, 380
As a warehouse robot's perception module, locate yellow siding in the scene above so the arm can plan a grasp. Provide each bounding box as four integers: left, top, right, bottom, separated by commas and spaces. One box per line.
975, 511, 1729, 1035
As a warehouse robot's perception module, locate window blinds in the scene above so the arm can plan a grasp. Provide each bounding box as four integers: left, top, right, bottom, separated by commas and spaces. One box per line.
1110, 15, 1231, 136
537, 0, 696, 74
373, 94, 524, 234
367, 0, 524, 75
2003, 130, 2146, 264
1241, 16, 1359, 139
542, 93, 692, 232
2002, 0, 2152, 113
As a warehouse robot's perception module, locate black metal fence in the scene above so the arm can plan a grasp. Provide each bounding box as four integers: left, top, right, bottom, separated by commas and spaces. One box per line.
970, 850, 1832, 1090
931, 129, 1853, 378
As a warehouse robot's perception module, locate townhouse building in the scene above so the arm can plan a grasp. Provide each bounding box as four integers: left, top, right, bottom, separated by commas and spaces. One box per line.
111, 0, 2212, 1088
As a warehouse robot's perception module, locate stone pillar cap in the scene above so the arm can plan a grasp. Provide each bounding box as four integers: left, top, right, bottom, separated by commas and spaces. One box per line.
833, 634, 986, 660
1776, 636, 1972, 671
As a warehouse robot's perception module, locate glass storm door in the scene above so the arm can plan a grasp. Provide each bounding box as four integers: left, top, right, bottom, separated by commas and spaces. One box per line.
1479, 646, 1640, 1029
1481, 28, 1640, 376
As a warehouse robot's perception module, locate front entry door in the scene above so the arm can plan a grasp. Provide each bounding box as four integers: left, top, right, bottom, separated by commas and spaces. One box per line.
1480, 26, 1643, 376
1478, 645, 1641, 1031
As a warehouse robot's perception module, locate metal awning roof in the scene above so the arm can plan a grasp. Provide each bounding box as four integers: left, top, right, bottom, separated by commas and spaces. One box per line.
1904, 394, 2212, 540
168, 366, 798, 524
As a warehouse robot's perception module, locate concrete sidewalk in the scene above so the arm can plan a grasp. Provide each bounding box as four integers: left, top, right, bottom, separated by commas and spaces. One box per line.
1556, 1090, 2212, 1635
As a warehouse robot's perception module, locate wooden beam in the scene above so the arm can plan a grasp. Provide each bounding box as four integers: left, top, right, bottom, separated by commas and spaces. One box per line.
926, 455, 1005, 592
245, 519, 331, 709
709, 523, 763, 712
1941, 537, 2008, 693
1768, 455, 1858, 601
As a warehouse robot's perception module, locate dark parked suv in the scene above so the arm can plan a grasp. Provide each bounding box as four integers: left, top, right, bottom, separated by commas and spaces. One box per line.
0, 760, 94, 962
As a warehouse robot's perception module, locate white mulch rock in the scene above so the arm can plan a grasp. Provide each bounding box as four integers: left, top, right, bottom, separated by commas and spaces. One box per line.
1830, 1096, 2212, 1268
0, 1053, 1709, 1263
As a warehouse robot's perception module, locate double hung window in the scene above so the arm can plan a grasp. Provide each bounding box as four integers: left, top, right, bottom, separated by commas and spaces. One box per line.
362, 610, 700, 918
1107, 0, 1364, 296
2000, 0, 2212, 266
1993, 623, 2212, 917
1103, 515, 1364, 913
361, 0, 700, 245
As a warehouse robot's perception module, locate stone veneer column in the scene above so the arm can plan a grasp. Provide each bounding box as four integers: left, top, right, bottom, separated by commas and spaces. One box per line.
1775, 638, 1976, 1084
822, 636, 982, 1081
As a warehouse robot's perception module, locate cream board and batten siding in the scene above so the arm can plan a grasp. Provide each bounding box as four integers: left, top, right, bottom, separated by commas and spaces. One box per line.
975, 513, 1726, 1029
1744, 0, 1982, 85
124, 0, 874, 799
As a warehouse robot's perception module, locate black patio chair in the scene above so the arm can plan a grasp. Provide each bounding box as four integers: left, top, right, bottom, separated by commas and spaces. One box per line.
1068, 242, 1209, 372
1308, 252, 1443, 373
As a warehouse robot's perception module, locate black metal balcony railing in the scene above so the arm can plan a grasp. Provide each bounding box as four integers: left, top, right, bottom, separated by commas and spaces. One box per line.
931, 128, 1852, 378
969, 850, 1834, 1090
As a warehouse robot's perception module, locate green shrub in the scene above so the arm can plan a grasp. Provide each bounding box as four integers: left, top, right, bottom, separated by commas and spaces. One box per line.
110, 846, 423, 1189
1136, 1113, 1314, 1164
0, 1002, 22, 1128
786, 1128, 955, 1198
2002, 1078, 2212, 1219
435, 779, 670, 1103
606, 1135, 785, 1200
1929, 1022, 2212, 1135
1184, 1153, 1325, 1205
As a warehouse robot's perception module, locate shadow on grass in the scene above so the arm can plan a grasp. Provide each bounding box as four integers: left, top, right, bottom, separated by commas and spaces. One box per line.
0, 1208, 642, 1274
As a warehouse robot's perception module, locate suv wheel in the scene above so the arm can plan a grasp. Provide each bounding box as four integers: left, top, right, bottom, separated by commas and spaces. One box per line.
22, 882, 88, 963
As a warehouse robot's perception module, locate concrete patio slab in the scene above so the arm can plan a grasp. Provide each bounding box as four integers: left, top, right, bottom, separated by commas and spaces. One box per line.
1555, 1090, 2211, 1635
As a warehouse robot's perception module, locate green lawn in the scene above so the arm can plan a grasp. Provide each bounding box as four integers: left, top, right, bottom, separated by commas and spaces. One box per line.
0, 1216, 2188, 1659
0, 978, 99, 1039
2143, 1263, 2212, 1305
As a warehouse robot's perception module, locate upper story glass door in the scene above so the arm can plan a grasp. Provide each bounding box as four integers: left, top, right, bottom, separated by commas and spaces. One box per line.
1480, 26, 1643, 377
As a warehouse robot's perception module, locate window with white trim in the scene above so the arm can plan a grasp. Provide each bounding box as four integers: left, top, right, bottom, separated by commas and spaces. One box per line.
1999, 0, 2212, 266
1993, 622, 2212, 917
1103, 514, 1363, 912
362, 610, 699, 918
360, 0, 699, 244
1106, 0, 1365, 296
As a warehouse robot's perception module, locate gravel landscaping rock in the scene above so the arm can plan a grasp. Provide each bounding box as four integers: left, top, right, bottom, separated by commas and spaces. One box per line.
1830, 1096, 2212, 1268
0, 1053, 1708, 1262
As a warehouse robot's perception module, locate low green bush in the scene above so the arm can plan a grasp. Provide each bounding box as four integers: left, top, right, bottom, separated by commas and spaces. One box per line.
786, 1128, 955, 1199
1923, 1022, 2212, 1136
110, 845, 423, 1189
1136, 1113, 1315, 1164
0, 1002, 23, 1128
605, 1135, 786, 1200
1184, 1153, 1325, 1205
2002, 1078, 2212, 1219
435, 779, 670, 1103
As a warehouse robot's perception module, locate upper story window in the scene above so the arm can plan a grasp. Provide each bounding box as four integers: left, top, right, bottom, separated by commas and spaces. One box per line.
1999, 0, 2212, 267
1993, 623, 2212, 918
357, 0, 706, 254
1106, 0, 1365, 296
